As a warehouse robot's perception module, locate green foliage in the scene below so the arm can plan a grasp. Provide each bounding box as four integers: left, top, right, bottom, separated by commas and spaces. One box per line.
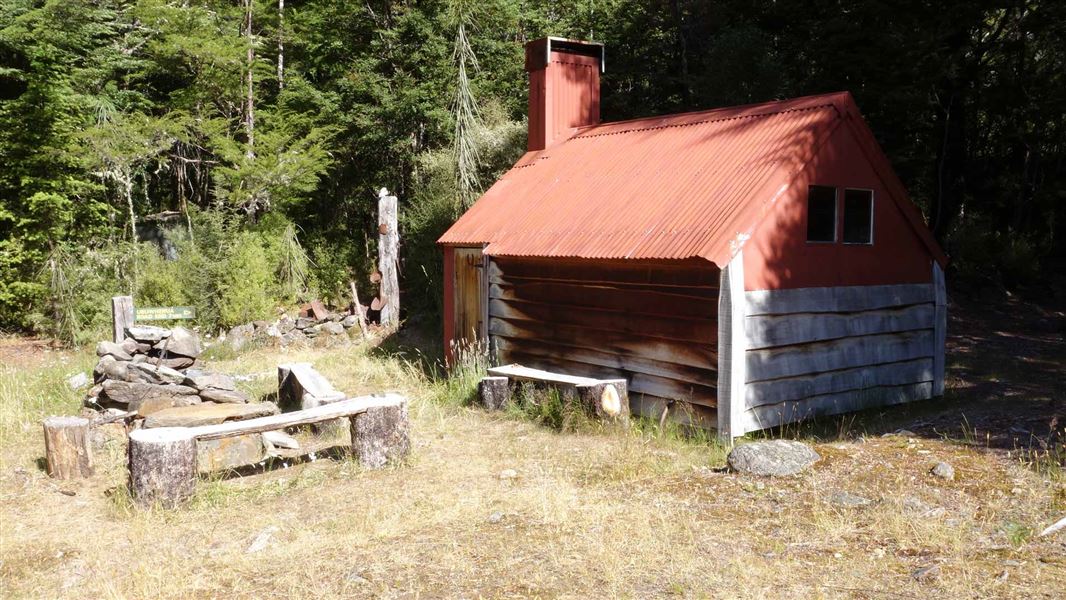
2, 0, 1065, 338
217, 231, 275, 327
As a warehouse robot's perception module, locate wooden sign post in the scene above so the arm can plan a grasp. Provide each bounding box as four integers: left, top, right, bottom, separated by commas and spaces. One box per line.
111, 296, 134, 343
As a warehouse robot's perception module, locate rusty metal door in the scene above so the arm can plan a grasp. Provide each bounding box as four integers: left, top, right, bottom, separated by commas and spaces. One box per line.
453, 248, 485, 346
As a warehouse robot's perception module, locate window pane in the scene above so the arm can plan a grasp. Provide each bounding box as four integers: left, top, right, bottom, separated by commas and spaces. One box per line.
806, 185, 837, 242
843, 189, 873, 244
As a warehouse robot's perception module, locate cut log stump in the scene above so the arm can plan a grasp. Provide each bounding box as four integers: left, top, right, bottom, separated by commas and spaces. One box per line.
478, 376, 510, 410
43, 416, 93, 479
576, 379, 629, 422
350, 399, 410, 469
128, 428, 197, 508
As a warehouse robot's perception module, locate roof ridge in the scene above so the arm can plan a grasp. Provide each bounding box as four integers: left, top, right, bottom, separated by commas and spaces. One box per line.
571, 103, 837, 141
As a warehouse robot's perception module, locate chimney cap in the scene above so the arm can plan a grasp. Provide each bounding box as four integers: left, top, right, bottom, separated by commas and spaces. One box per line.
525, 37, 605, 73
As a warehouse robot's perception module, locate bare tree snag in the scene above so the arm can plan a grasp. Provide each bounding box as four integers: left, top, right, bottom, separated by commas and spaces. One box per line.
350, 399, 409, 468
376, 188, 399, 329
43, 417, 94, 479
478, 376, 510, 410
349, 280, 369, 342
112, 296, 134, 344
244, 0, 255, 159
276, 0, 284, 90
128, 428, 197, 508
576, 379, 629, 421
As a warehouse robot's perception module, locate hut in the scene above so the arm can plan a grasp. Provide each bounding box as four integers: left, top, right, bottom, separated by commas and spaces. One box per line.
438, 37, 948, 437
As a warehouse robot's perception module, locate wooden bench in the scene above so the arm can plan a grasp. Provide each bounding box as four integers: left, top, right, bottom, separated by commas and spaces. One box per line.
127, 393, 408, 508
481, 364, 629, 421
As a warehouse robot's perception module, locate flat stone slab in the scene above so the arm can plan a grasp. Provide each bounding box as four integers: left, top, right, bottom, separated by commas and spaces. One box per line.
125, 325, 170, 343
198, 434, 264, 472
188, 371, 237, 392
102, 380, 198, 406
96, 341, 132, 361
727, 440, 821, 477
199, 387, 251, 404
144, 402, 279, 428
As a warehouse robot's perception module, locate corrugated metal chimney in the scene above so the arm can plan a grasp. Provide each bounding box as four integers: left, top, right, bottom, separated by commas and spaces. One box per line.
525, 37, 605, 152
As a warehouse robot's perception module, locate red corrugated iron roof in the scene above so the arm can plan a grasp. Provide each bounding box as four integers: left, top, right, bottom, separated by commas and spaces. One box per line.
438, 92, 945, 267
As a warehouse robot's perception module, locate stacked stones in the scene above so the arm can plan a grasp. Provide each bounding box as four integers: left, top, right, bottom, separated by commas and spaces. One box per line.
226, 311, 365, 349
88, 325, 254, 415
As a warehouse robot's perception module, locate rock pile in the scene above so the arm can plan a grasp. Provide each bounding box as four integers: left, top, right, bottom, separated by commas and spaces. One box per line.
87, 325, 254, 415
225, 309, 367, 349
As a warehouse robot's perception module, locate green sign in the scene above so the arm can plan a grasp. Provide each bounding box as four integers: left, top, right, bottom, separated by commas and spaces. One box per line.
135, 306, 196, 321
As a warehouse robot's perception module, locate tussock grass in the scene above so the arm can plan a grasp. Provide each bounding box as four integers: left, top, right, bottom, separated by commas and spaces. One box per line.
1, 339, 1064, 598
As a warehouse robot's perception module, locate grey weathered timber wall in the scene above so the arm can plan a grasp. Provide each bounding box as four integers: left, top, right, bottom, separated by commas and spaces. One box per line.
487, 257, 720, 414
737, 269, 943, 434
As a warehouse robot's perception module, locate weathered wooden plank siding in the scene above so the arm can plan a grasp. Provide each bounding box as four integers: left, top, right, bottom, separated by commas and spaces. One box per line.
488, 257, 720, 410
739, 279, 940, 433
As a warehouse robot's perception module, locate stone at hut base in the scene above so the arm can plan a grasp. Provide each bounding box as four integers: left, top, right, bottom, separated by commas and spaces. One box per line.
143, 402, 279, 428
94, 355, 128, 383
197, 434, 264, 473
198, 387, 251, 404
727, 440, 821, 477
134, 393, 202, 416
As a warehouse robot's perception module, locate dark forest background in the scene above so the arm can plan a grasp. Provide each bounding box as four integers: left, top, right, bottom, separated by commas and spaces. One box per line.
2, 0, 1063, 343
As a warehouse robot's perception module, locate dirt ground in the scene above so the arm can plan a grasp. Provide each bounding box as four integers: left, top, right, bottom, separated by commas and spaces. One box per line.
0, 291, 1063, 598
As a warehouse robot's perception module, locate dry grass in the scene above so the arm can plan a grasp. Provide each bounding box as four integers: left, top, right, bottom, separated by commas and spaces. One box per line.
1, 338, 1064, 598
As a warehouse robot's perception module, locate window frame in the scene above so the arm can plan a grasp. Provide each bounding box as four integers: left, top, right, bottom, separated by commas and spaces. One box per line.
841, 187, 875, 246
804, 185, 839, 244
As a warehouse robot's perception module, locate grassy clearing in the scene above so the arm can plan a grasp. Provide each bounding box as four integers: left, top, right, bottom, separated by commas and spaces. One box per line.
1, 336, 1064, 598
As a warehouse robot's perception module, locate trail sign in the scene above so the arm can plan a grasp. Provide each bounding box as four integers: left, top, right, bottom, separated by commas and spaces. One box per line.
135, 306, 196, 321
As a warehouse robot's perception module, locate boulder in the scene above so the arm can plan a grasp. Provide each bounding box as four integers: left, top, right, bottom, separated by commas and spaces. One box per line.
67, 372, 89, 390
727, 440, 821, 477
341, 315, 360, 328
101, 380, 198, 408
828, 490, 872, 508
125, 325, 170, 343
189, 372, 237, 392
263, 430, 300, 450
930, 461, 955, 481
320, 321, 345, 336
133, 393, 201, 416
96, 341, 132, 361
120, 338, 141, 355
277, 315, 296, 334
278, 363, 346, 411
227, 323, 255, 350
127, 362, 188, 386
93, 355, 129, 383
294, 317, 315, 330
154, 326, 201, 358
157, 356, 196, 370
143, 402, 279, 428
199, 387, 251, 404
279, 330, 308, 347
198, 434, 264, 473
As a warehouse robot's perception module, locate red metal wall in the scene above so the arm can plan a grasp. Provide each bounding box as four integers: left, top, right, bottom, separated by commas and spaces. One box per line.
743, 120, 935, 291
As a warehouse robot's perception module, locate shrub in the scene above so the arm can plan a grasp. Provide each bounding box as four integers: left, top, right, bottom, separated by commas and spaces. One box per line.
217, 231, 276, 327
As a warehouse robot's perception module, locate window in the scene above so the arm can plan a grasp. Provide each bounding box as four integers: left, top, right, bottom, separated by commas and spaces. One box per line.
843, 189, 874, 244
806, 185, 837, 242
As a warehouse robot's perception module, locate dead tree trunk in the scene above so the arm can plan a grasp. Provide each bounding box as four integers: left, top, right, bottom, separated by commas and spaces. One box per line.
128, 428, 197, 508
376, 188, 399, 329
277, 0, 284, 90
43, 417, 93, 479
350, 399, 410, 468
244, 0, 255, 159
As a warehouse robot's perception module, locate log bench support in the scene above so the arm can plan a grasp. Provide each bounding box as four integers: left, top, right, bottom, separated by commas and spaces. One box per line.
482, 365, 629, 423
126, 393, 409, 508
43, 416, 94, 479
